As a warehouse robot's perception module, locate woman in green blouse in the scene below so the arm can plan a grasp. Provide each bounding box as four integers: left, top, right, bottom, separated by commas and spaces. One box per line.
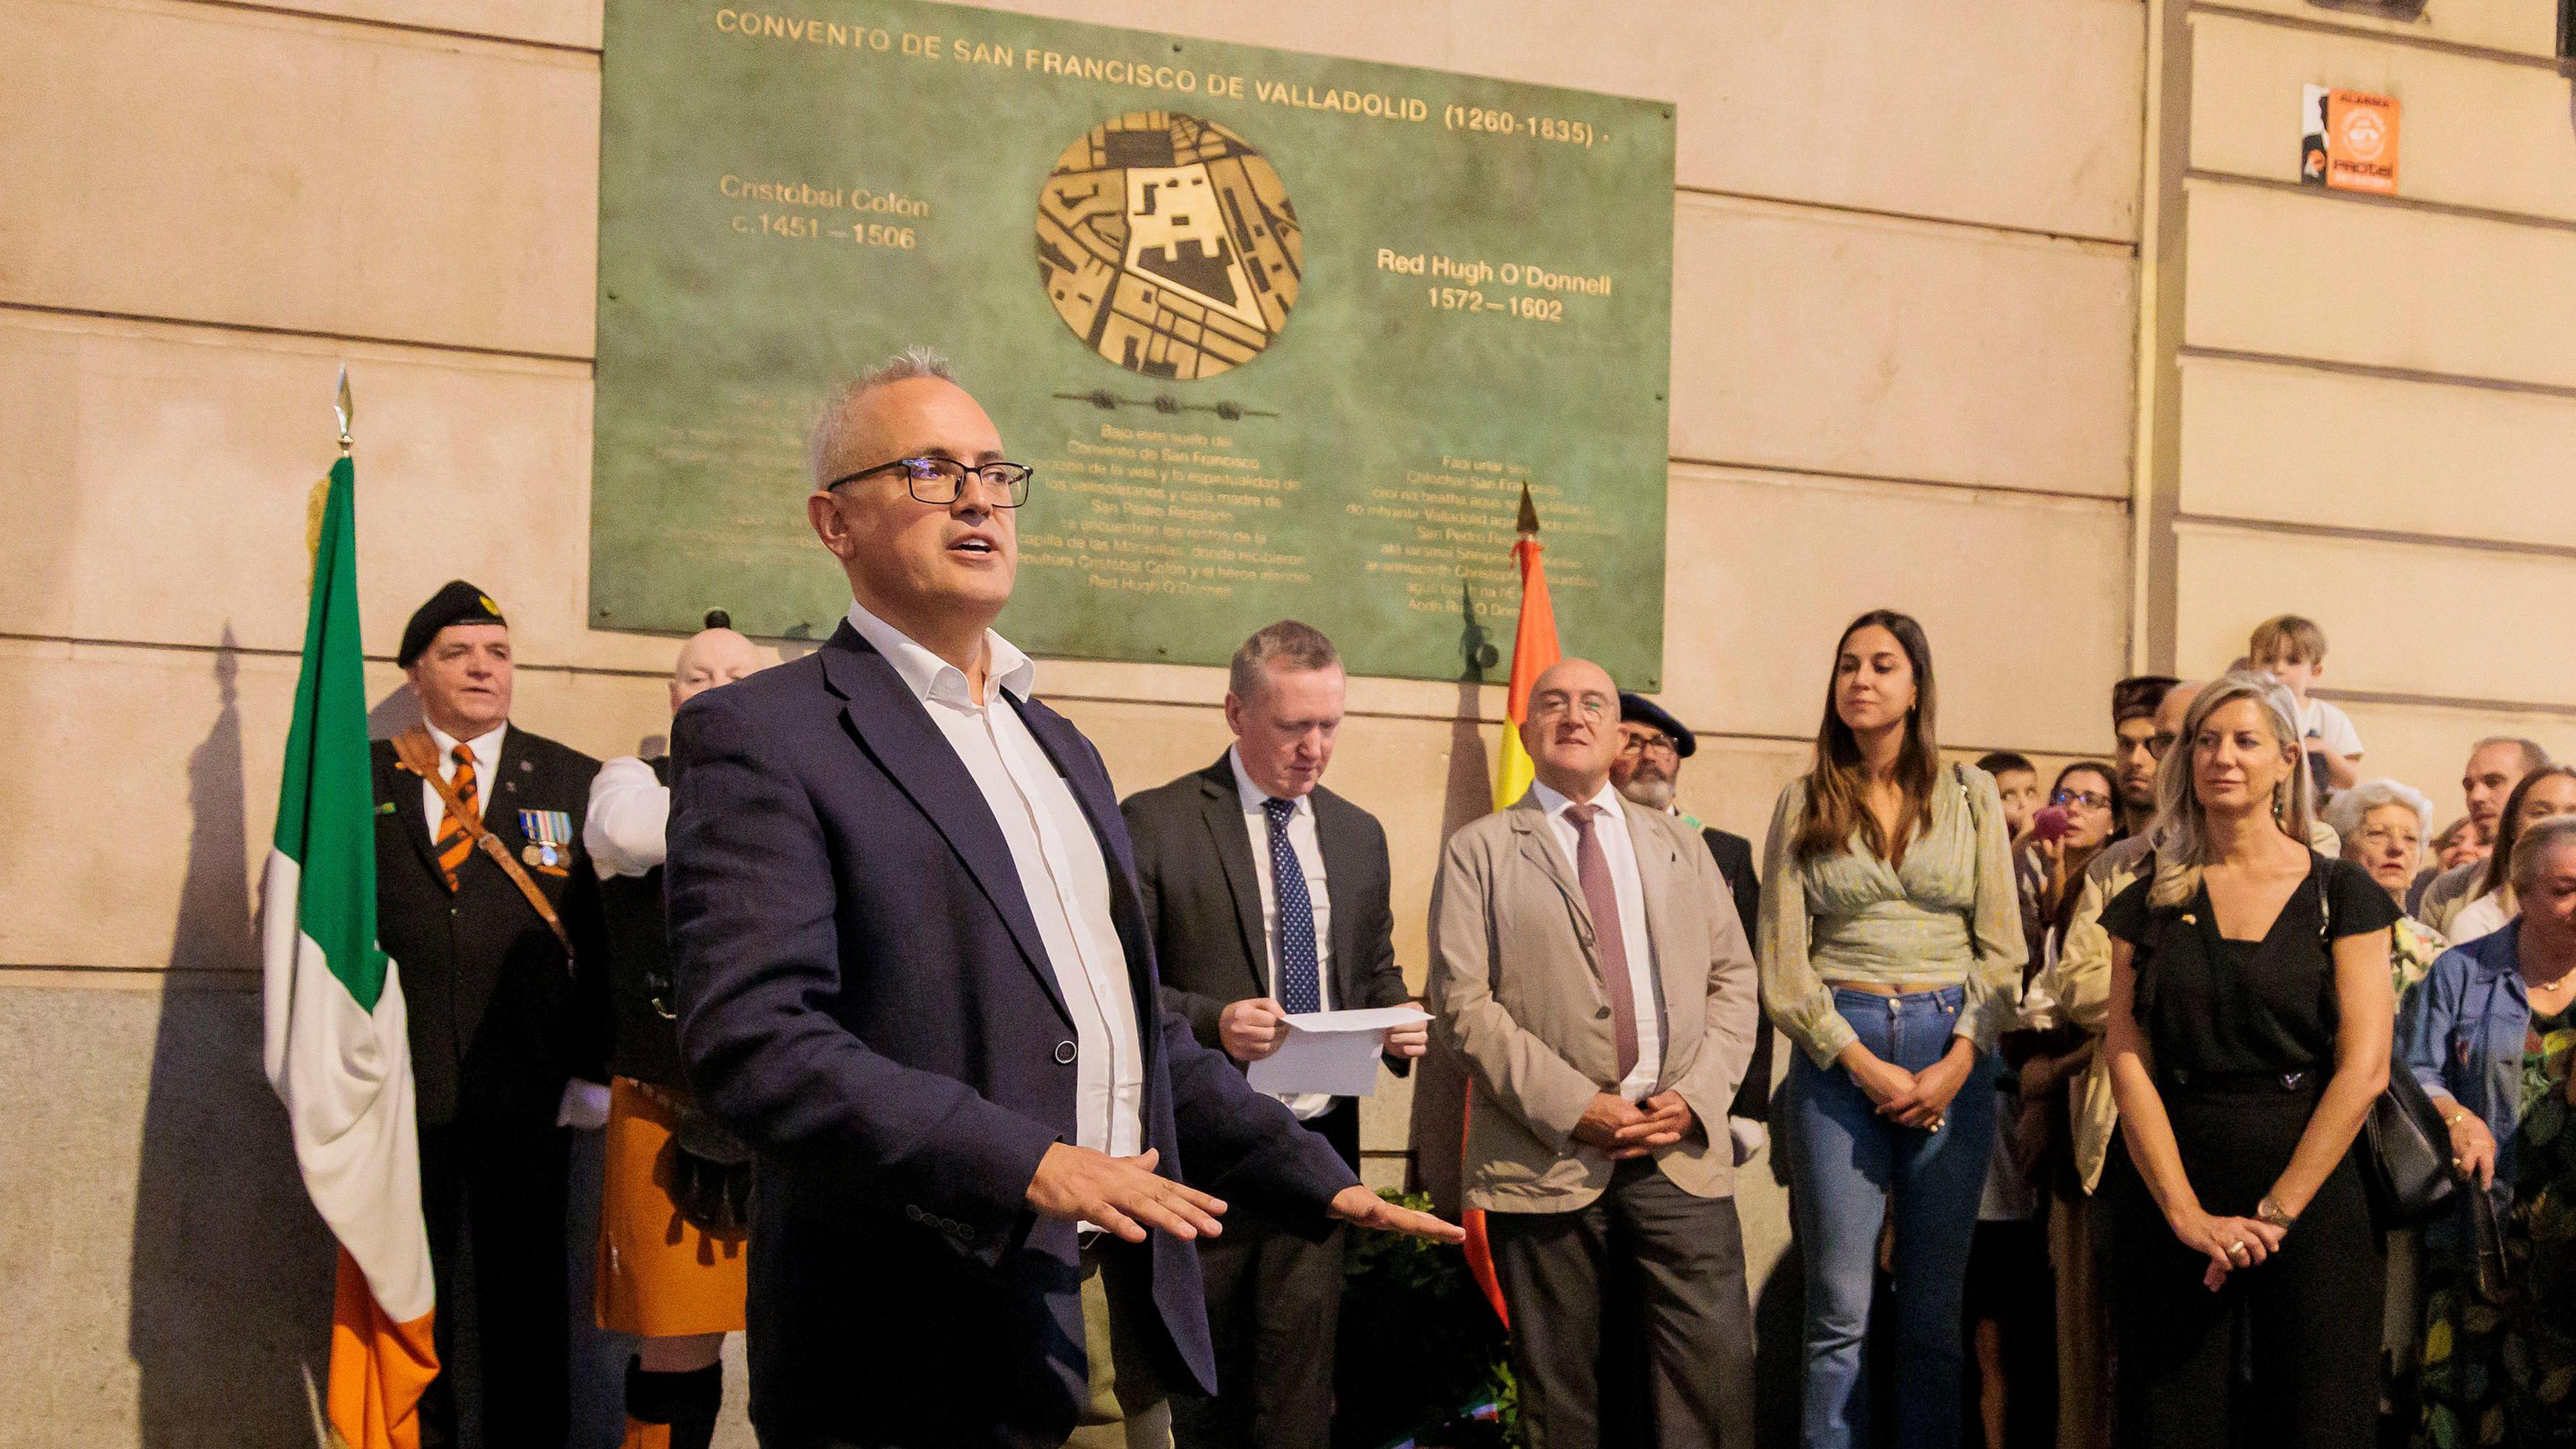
1760, 609, 2028, 1449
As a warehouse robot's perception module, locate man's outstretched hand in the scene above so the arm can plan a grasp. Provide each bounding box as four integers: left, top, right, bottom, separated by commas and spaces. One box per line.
1024, 1144, 1228, 1244
1330, 1185, 1466, 1243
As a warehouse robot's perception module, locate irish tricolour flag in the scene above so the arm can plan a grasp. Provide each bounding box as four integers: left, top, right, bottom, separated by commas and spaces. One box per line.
260, 455, 437, 1449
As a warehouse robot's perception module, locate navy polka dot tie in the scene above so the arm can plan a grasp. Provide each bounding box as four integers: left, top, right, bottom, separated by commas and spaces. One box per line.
1263, 797, 1322, 1014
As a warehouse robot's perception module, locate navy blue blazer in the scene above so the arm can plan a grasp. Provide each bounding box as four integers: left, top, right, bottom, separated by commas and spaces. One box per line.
665, 621, 1357, 1449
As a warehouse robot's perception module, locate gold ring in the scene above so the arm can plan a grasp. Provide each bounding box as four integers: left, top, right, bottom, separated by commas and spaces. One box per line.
2228, 1241, 2248, 1258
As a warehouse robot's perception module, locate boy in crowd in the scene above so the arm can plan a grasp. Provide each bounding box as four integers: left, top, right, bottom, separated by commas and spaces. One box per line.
1978, 751, 2043, 843
2249, 614, 2363, 791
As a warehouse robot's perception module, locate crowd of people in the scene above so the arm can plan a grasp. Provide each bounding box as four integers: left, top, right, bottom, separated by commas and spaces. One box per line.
365, 350, 2573, 1449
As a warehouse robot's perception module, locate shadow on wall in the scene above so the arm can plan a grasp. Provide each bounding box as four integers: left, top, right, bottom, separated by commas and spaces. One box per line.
370, 681, 423, 741
1753, 1238, 1807, 1449
129, 629, 335, 1447
1406, 599, 1497, 1220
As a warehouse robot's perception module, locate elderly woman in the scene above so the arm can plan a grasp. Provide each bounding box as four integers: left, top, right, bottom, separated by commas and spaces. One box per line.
2398, 812, 2576, 1448
2099, 672, 2396, 1447
2328, 780, 2451, 1002
2446, 765, 2576, 946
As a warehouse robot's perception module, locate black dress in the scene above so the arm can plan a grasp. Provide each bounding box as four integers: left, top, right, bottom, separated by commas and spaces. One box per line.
2098, 851, 2398, 1449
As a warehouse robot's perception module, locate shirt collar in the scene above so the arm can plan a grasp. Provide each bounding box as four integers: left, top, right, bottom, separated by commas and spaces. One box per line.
1228, 745, 1312, 818
424, 719, 506, 769
845, 599, 1035, 708
1530, 777, 1624, 823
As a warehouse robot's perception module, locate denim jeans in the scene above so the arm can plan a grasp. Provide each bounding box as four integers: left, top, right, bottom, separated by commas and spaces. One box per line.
1781, 985, 1998, 1449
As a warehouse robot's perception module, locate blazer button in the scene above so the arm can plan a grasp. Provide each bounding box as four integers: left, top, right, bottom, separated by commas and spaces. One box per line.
1055, 1040, 1078, 1065
1596, 1006, 1611, 1020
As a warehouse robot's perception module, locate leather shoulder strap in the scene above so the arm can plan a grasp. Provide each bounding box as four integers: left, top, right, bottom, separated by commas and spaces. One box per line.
392, 724, 574, 955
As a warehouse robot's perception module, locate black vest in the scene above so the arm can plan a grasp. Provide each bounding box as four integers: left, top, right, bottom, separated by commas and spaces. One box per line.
601, 756, 688, 1089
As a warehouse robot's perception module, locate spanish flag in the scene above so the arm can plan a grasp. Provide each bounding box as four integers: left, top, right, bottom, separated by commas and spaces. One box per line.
1460, 484, 1560, 1326
261, 432, 438, 1449
1490, 484, 1558, 814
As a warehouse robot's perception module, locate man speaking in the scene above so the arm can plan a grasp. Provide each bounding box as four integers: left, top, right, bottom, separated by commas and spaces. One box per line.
664, 349, 1456, 1449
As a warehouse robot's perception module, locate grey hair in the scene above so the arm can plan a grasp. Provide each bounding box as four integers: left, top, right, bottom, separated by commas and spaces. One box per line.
2326, 777, 2434, 845
1228, 620, 1340, 702
2511, 814, 2576, 898
806, 346, 957, 486
2470, 735, 2552, 777
2147, 670, 2316, 908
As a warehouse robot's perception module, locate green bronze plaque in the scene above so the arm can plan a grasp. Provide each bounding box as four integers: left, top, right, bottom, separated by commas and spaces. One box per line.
594, 0, 1674, 685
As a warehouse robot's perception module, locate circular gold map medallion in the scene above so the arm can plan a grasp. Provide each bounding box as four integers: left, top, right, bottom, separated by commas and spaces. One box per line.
1035, 112, 1302, 380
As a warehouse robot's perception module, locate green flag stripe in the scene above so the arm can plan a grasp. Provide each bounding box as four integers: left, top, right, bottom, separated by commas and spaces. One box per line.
272, 457, 390, 1008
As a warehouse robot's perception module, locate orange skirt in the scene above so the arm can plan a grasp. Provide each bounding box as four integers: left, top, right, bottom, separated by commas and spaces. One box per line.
595, 1077, 749, 1337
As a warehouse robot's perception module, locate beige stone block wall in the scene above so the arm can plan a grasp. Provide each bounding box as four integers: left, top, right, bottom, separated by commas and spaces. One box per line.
2141, 0, 2576, 858
2176, 352, 2576, 548
2206, 0, 2565, 60
2182, 179, 2576, 387
2189, 9, 2576, 222
1671, 198, 2139, 496
1, 1, 2161, 1441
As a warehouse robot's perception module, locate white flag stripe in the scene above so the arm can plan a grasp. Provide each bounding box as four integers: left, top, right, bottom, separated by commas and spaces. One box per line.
261, 850, 435, 1323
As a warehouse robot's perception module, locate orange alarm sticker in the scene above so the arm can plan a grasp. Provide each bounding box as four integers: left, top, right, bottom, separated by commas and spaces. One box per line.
2302, 85, 2399, 195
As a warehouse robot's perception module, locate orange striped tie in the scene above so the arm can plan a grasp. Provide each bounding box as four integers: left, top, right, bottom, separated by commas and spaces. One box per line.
433, 743, 479, 889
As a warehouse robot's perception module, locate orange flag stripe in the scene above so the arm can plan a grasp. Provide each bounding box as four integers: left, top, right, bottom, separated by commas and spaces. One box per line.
327, 1247, 438, 1449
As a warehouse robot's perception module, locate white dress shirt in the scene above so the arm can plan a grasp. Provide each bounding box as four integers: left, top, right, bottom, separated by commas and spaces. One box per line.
421, 720, 506, 835
585, 754, 669, 879
1228, 746, 1336, 1120
847, 601, 1146, 1164
1529, 778, 1663, 1102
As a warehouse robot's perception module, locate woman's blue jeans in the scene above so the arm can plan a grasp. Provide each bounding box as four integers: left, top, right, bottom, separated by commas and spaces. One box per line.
1781, 984, 1998, 1449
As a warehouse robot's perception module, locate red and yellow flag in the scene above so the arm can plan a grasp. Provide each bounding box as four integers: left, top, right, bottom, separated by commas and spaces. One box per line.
1490, 487, 1559, 814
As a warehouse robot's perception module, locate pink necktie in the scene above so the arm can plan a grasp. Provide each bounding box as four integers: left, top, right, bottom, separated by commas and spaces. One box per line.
1566, 803, 1640, 1081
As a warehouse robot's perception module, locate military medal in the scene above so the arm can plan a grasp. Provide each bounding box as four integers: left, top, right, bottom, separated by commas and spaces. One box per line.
518, 809, 573, 869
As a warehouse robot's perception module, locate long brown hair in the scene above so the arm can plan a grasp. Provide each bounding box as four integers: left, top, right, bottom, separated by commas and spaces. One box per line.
2477, 764, 2576, 902
1794, 609, 1940, 861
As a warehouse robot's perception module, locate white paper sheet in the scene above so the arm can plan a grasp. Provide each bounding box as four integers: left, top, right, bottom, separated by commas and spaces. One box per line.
1243, 1006, 1432, 1097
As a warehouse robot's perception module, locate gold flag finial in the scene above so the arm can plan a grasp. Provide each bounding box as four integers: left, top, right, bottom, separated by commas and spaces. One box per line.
334, 366, 354, 454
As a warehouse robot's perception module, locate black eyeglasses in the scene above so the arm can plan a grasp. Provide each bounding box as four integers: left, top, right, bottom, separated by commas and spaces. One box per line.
2053, 788, 2112, 810
825, 455, 1034, 507
1618, 733, 1679, 761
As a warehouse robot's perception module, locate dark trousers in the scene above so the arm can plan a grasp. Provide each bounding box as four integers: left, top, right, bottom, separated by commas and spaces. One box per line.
2108, 1091, 2381, 1449
417, 1118, 573, 1449
1171, 1212, 1344, 1449
1173, 1098, 1352, 1449
1485, 1159, 1757, 1449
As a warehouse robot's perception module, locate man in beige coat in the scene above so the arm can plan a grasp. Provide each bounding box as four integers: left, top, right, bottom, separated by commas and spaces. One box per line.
1429, 659, 1762, 1449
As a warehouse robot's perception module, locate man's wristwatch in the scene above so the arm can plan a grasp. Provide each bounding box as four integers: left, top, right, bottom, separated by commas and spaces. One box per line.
2255, 1195, 2298, 1231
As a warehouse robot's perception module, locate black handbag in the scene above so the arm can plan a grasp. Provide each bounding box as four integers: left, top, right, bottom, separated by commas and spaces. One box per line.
2316, 869, 2462, 1227
2362, 1057, 2461, 1226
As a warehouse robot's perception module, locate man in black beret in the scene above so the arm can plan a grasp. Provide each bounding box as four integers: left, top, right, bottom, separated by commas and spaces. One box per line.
1610, 692, 1776, 1161
376, 580, 612, 1449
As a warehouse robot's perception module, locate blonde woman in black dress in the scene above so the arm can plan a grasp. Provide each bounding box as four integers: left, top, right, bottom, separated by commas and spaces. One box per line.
2098, 672, 2396, 1446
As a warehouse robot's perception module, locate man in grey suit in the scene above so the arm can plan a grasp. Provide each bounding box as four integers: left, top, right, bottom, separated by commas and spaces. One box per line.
1430, 657, 1762, 1449
1122, 620, 1426, 1449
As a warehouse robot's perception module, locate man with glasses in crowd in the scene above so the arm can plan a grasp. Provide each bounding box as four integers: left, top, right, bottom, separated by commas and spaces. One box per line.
663, 347, 1456, 1449
1609, 692, 1774, 1163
